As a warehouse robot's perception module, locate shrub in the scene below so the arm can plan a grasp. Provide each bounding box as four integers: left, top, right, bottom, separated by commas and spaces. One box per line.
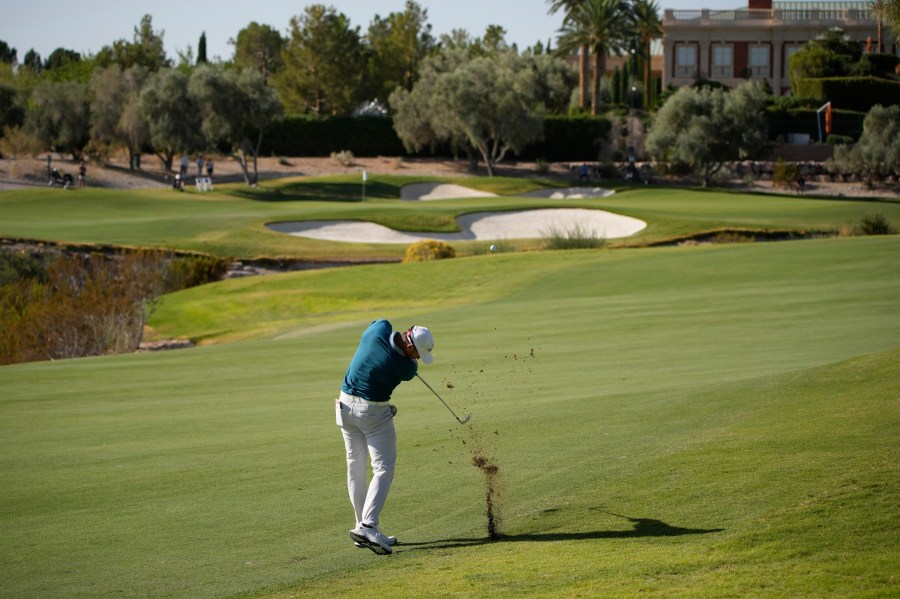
773, 159, 800, 188
826, 134, 853, 145
858, 212, 896, 235
166, 254, 230, 290
796, 77, 900, 112
0, 248, 49, 286
330, 150, 355, 167
542, 224, 606, 250
0, 249, 228, 365
402, 240, 456, 263
0, 251, 167, 365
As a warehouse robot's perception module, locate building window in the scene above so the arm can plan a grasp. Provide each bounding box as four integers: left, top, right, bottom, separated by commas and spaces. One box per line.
750, 45, 769, 77
712, 45, 733, 77
676, 45, 698, 77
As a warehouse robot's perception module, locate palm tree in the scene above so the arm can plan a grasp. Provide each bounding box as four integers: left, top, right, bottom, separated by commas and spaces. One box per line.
556, 0, 633, 115
547, 0, 590, 110
631, 0, 663, 109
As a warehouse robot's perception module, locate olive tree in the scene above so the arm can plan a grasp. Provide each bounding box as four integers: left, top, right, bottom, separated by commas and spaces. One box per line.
390, 47, 546, 176
189, 66, 283, 185
833, 104, 900, 184
646, 82, 768, 186
139, 68, 202, 171
89, 65, 150, 167
25, 81, 90, 157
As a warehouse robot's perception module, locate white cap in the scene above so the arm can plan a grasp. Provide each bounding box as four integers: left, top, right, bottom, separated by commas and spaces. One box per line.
410, 326, 435, 364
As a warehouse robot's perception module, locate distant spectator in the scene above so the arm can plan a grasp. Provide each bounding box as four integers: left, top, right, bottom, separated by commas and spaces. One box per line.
205, 158, 214, 178
196, 156, 204, 177
180, 155, 189, 178
78, 160, 86, 188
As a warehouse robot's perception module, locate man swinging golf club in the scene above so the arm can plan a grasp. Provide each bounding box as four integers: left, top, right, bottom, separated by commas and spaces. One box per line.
337, 319, 435, 555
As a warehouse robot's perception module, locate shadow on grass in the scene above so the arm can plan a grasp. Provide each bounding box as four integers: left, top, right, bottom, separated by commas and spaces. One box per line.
228, 180, 403, 202
399, 511, 724, 551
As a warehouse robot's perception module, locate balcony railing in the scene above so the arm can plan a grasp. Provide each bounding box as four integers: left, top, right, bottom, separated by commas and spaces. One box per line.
665, 7, 875, 23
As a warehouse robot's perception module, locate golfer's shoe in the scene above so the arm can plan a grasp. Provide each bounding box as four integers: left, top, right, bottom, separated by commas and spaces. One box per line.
349, 524, 393, 555
354, 533, 397, 548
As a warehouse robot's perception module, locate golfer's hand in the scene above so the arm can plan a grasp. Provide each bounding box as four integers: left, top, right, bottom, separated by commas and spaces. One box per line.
390, 405, 397, 417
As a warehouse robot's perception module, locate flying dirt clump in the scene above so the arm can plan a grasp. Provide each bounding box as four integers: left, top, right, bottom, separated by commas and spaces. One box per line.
470, 446, 503, 540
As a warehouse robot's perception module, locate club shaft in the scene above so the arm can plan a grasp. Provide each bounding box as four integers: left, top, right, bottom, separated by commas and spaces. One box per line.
416, 373, 466, 423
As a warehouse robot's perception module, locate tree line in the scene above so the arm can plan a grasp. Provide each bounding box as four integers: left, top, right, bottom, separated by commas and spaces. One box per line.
0, 1, 669, 180
0, 1, 897, 185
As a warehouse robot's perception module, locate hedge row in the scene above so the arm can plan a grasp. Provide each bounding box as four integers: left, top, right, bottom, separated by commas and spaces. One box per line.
260, 115, 612, 162
796, 77, 900, 112
262, 116, 406, 157
766, 106, 867, 141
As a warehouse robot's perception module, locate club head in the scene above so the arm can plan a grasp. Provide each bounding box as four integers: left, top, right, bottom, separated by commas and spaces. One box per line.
458, 414, 471, 425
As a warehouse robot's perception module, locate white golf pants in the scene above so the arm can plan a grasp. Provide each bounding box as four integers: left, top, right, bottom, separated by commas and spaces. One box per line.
337, 392, 396, 528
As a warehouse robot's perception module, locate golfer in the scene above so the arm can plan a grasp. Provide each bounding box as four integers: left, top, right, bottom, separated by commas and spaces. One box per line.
337, 319, 435, 555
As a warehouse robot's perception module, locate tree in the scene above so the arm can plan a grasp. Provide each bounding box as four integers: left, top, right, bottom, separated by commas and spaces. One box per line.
390, 48, 545, 176
25, 81, 90, 157
646, 82, 768, 186
197, 32, 208, 64
873, 0, 900, 41
189, 66, 283, 185
140, 68, 201, 170
0, 40, 16, 65
276, 5, 365, 115
230, 22, 285, 81
0, 80, 25, 134
556, 0, 633, 115
21, 50, 42, 74
632, 0, 663, 109
834, 104, 900, 184
96, 14, 170, 71
788, 28, 862, 92
44, 49, 81, 72
532, 52, 579, 114
364, 0, 435, 103
89, 65, 150, 167
548, 0, 591, 110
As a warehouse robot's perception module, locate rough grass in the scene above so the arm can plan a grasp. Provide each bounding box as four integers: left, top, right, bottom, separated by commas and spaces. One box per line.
2, 236, 898, 598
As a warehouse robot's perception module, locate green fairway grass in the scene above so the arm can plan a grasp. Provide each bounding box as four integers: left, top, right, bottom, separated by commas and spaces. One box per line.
1, 176, 898, 261
2, 233, 897, 598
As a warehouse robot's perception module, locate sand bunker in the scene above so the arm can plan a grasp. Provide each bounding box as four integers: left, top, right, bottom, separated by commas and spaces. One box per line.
267, 208, 646, 244
520, 187, 615, 199
399, 183, 615, 201
400, 182, 498, 201
268, 185, 642, 244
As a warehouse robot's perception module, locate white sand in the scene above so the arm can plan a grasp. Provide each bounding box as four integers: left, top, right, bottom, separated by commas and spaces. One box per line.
399, 183, 615, 201
520, 187, 616, 199
267, 208, 646, 244
400, 182, 498, 201
267, 185, 644, 244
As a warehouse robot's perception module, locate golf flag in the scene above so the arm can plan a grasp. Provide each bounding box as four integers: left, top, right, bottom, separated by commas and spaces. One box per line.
362, 170, 367, 182
825, 103, 833, 135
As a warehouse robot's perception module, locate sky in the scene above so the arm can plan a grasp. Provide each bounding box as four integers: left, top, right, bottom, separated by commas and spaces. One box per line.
0, 0, 746, 64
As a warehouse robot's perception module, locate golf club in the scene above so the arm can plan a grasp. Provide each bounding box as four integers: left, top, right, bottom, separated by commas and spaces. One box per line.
416, 373, 471, 424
